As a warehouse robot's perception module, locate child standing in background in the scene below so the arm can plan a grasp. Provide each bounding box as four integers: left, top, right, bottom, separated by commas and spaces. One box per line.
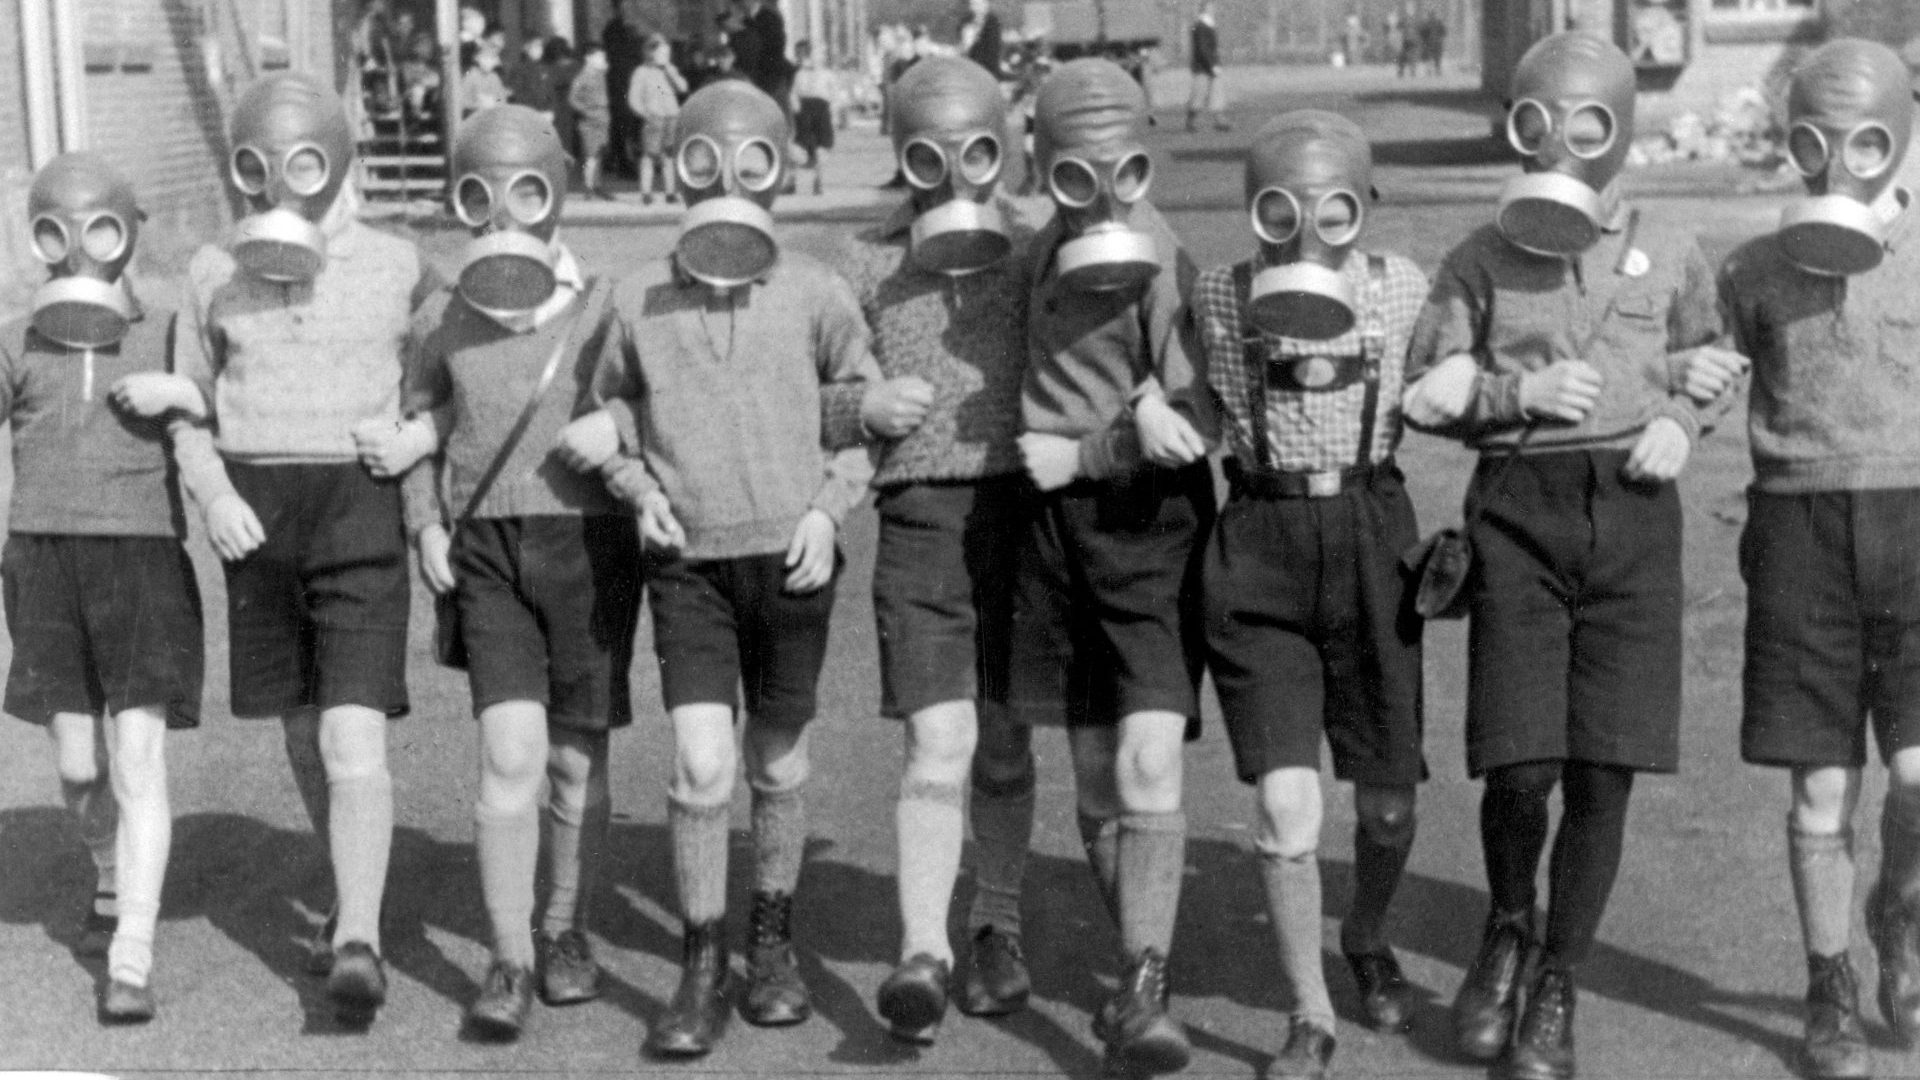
626, 35, 687, 205
570, 44, 613, 199
791, 41, 834, 195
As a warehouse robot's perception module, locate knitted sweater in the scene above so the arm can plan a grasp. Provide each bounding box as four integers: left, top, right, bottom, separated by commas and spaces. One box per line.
836, 197, 1033, 487
1719, 205, 1920, 492
173, 219, 437, 506
0, 294, 190, 537
595, 251, 879, 560
400, 283, 621, 535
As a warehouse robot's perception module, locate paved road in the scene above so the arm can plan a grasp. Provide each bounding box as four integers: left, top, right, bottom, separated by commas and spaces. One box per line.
0, 72, 1897, 1080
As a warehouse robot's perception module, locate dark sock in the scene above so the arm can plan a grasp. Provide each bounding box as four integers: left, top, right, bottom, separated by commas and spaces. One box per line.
1542, 763, 1635, 969
751, 782, 807, 896
1077, 811, 1121, 925
1345, 800, 1416, 955
1882, 794, 1920, 910
1480, 761, 1560, 915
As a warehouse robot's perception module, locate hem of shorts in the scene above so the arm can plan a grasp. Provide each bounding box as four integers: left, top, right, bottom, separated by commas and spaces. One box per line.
1466, 743, 1677, 778
1751, 460, 1920, 494
1741, 746, 1870, 770
229, 698, 410, 720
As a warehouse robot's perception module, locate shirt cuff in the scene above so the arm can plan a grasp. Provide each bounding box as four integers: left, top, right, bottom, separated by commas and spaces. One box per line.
1651, 397, 1702, 445
603, 400, 642, 456
821, 382, 870, 450
601, 456, 659, 506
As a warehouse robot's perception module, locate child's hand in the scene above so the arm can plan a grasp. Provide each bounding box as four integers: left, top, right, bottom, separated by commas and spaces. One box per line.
354, 416, 437, 478
556, 410, 621, 471
1018, 432, 1083, 491
415, 524, 456, 594
205, 493, 266, 562
639, 490, 687, 550
1623, 416, 1691, 482
1403, 353, 1478, 427
861, 376, 934, 438
784, 508, 836, 593
109, 373, 204, 419
1134, 394, 1206, 466
1520, 359, 1604, 422
1673, 345, 1750, 406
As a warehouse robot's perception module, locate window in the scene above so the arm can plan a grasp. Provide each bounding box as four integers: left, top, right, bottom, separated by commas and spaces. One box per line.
1705, 0, 1820, 45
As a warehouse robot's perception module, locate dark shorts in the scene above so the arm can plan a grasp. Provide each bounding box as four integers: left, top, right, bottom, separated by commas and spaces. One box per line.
223, 461, 410, 719
1465, 449, 1683, 776
579, 120, 610, 159
873, 477, 1024, 719
1741, 487, 1920, 768
1204, 466, 1426, 785
452, 515, 643, 733
639, 115, 675, 158
648, 550, 840, 728
1009, 462, 1215, 728
3, 534, 203, 728
795, 97, 834, 153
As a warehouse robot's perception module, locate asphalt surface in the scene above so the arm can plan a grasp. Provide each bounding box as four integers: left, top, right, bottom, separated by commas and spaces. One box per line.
0, 67, 1905, 1079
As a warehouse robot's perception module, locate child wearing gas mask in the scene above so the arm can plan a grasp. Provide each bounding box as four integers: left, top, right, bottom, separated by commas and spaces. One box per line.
1006, 56, 1215, 1078
381, 105, 639, 1042
1684, 38, 1920, 1080
554, 79, 879, 1060
123, 71, 441, 1026
1191, 111, 1430, 1080
1401, 32, 1741, 1080
5, 151, 212, 1024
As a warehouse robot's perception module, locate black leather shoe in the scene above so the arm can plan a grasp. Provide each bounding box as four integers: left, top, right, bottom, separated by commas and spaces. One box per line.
1346, 947, 1415, 1033
328, 941, 388, 1023
1803, 952, 1871, 1080
535, 928, 603, 1006
1869, 883, 1920, 1045
1271, 1015, 1336, 1080
959, 925, 1031, 1017
1506, 966, 1575, 1080
100, 978, 156, 1024
741, 891, 811, 1026
1451, 908, 1537, 1062
878, 953, 950, 1043
1101, 947, 1191, 1076
465, 960, 534, 1041
645, 921, 732, 1058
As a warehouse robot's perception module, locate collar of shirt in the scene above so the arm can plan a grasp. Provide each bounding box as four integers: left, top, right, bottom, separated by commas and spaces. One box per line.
667, 247, 781, 291
483, 242, 586, 334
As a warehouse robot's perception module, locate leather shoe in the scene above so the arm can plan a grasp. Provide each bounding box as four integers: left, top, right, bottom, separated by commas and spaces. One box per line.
100, 978, 156, 1024
465, 960, 534, 1041
1506, 966, 1575, 1080
741, 890, 811, 1026
535, 928, 603, 1006
878, 953, 950, 1043
1270, 1016, 1336, 1080
328, 941, 388, 1023
1101, 947, 1190, 1076
959, 925, 1031, 1017
645, 921, 732, 1058
1346, 947, 1415, 1033
1803, 952, 1871, 1080
1451, 908, 1536, 1062
1869, 883, 1920, 1045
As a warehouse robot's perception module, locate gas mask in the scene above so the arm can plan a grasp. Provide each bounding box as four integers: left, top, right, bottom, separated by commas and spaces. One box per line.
27, 152, 143, 350
1496, 32, 1635, 257
450, 105, 570, 319
1034, 58, 1158, 292
672, 80, 787, 288
892, 56, 1011, 276
1244, 111, 1372, 340
226, 71, 355, 283
1778, 38, 1914, 277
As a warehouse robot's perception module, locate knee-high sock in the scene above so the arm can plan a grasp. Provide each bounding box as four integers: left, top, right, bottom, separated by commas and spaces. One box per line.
1791, 822, 1855, 959
1881, 794, 1920, 911
543, 767, 610, 936
897, 777, 965, 963
477, 801, 540, 966
108, 742, 170, 986
1541, 763, 1634, 970
968, 780, 1035, 939
1345, 817, 1414, 956
671, 797, 730, 925
751, 782, 807, 897
1117, 810, 1187, 959
1261, 848, 1335, 1030
329, 770, 394, 951
1480, 761, 1559, 915
1078, 811, 1121, 925
62, 777, 117, 900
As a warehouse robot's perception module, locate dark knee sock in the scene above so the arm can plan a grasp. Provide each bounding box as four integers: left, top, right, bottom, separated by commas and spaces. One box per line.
1542, 763, 1636, 970
1077, 811, 1121, 925
750, 782, 807, 897
1881, 793, 1920, 910
1345, 804, 1416, 955
1480, 761, 1560, 916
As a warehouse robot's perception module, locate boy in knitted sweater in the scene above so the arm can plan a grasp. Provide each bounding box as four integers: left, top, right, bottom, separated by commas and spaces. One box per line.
7, 152, 210, 1023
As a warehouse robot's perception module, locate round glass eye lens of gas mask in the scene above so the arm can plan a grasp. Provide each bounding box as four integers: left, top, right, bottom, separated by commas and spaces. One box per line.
455, 175, 494, 227
733, 138, 780, 192
1049, 158, 1100, 208
1844, 124, 1896, 180
678, 136, 723, 190
1787, 123, 1829, 178
284, 145, 330, 197
1508, 100, 1553, 156
1112, 152, 1152, 203
1251, 188, 1303, 245
232, 146, 271, 196
30, 216, 70, 263
903, 139, 949, 189
81, 213, 128, 262
1315, 191, 1362, 245
1564, 104, 1615, 159
505, 172, 553, 224
959, 134, 1002, 185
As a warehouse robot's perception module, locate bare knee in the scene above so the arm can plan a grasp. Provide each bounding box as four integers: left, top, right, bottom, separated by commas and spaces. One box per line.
108, 711, 168, 803
744, 723, 809, 793
1791, 765, 1861, 835
49, 714, 103, 788
1256, 769, 1322, 858
317, 707, 389, 780
906, 702, 977, 784
1115, 715, 1185, 811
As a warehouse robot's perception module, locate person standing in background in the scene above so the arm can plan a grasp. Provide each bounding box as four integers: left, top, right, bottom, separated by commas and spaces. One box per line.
503, 36, 559, 122
627, 34, 687, 204
790, 40, 834, 195
1419, 9, 1447, 75
961, 0, 1004, 79
546, 36, 581, 158
570, 43, 614, 198
1186, 0, 1229, 132
1396, 5, 1419, 76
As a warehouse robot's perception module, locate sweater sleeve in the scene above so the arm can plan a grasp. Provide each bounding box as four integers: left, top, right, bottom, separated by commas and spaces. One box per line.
1655, 240, 1739, 439
583, 304, 663, 504
168, 262, 241, 508
400, 303, 453, 537
810, 274, 881, 518
1403, 243, 1526, 438
1145, 228, 1220, 447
